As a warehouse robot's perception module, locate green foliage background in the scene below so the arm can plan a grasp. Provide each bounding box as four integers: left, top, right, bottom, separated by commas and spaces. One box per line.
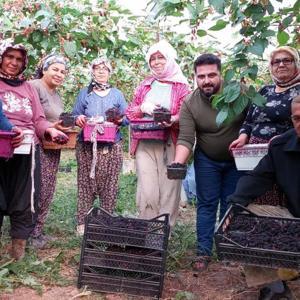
1, 0, 299, 122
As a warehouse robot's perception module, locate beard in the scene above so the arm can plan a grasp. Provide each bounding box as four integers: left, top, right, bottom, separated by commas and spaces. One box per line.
199, 82, 221, 98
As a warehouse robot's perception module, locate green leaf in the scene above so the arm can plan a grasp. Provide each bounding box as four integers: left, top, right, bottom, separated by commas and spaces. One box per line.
212, 94, 225, 108
277, 30, 289, 45
233, 94, 249, 115
252, 92, 266, 107
216, 108, 228, 127
260, 29, 275, 38
209, 0, 225, 14
224, 69, 235, 82
164, 0, 181, 3
223, 83, 241, 103
209, 20, 228, 31
0, 268, 9, 278
35, 9, 52, 20
247, 39, 266, 57
196, 29, 207, 37
246, 85, 257, 98
266, 3, 274, 14
244, 65, 258, 81
282, 15, 293, 28
63, 41, 77, 57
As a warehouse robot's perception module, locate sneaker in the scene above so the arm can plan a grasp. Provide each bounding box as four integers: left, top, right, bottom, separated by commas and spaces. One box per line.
76, 224, 85, 236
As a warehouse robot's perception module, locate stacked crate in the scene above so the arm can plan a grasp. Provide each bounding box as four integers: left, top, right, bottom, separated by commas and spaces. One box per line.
78, 208, 170, 299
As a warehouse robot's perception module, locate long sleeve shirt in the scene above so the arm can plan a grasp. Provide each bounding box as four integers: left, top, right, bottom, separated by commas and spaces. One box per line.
239, 84, 300, 141
0, 80, 51, 142
228, 128, 300, 217
177, 88, 245, 161
72, 87, 128, 142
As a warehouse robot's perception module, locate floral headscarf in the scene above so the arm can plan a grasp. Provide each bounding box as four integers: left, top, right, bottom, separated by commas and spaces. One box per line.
87, 57, 112, 94
145, 40, 188, 85
0, 39, 28, 85
35, 53, 69, 79
269, 46, 300, 88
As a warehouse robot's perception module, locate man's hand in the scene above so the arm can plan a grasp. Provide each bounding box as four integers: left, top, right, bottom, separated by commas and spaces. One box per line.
11, 127, 24, 148
75, 115, 86, 128
229, 133, 248, 151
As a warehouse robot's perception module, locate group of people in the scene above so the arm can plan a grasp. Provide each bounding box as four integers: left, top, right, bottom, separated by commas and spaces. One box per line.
0, 36, 300, 298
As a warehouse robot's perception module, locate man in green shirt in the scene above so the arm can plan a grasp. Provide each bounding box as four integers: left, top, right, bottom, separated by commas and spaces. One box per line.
174, 54, 245, 270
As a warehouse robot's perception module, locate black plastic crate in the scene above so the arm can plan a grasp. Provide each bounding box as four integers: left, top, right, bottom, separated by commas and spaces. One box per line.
215, 204, 300, 270
78, 208, 170, 299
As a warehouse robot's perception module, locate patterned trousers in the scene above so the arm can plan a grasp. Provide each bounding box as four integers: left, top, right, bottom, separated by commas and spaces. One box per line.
76, 141, 123, 225
32, 147, 61, 238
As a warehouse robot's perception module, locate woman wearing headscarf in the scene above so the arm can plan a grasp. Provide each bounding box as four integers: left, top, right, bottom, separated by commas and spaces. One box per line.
126, 40, 190, 228
230, 46, 300, 205
29, 54, 69, 248
0, 39, 67, 260
73, 57, 127, 235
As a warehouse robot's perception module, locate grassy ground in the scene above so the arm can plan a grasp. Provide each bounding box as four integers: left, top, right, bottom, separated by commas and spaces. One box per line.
0, 150, 196, 294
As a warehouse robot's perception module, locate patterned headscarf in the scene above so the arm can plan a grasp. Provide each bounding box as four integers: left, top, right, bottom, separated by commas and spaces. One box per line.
145, 40, 188, 85
269, 46, 300, 88
88, 57, 112, 94
0, 39, 28, 85
35, 53, 69, 79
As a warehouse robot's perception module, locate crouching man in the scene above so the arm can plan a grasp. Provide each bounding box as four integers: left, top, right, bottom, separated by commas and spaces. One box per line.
228, 95, 300, 300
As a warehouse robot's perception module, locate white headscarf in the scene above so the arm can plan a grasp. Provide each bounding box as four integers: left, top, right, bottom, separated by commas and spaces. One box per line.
146, 40, 188, 85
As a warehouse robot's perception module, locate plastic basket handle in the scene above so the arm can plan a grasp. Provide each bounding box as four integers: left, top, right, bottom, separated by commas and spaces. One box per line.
232, 203, 258, 216
150, 213, 169, 224
218, 234, 247, 249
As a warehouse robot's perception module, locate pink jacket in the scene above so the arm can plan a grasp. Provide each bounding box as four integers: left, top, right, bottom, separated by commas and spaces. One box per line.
126, 77, 190, 155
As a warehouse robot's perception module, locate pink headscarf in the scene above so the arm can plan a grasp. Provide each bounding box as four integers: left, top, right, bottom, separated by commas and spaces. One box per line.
146, 40, 188, 85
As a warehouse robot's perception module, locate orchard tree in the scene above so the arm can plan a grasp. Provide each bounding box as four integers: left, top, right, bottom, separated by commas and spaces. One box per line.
0, 0, 208, 110
149, 0, 300, 124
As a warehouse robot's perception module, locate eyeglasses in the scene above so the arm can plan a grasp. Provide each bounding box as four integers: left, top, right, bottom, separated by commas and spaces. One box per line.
94, 66, 109, 72
291, 115, 300, 122
271, 58, 294, 67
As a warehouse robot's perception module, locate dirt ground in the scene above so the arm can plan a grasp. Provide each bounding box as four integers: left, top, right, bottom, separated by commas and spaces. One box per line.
1, 206, 300, 300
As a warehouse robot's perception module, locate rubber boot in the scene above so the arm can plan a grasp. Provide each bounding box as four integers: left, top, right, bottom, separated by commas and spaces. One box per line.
11, 239, 26, 260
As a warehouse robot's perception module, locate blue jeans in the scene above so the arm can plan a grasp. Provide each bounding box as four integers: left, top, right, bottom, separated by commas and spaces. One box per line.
194, 150, 242, 256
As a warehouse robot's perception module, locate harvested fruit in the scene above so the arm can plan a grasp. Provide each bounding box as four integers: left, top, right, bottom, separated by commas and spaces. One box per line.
167, 163, 187, 180
153, 107, 171, 123
105, 107, 123, 123
223, 215, 300, 252
59, 112, 75, 127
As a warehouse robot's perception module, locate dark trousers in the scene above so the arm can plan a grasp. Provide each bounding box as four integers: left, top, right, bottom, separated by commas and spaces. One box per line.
194, 150, 242, 256
0, 147, 40, 239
